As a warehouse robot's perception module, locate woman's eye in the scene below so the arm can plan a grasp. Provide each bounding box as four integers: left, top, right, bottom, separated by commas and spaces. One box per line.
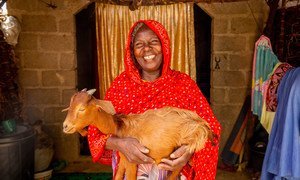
134, 43, 143, 48
151, 39, 160, 45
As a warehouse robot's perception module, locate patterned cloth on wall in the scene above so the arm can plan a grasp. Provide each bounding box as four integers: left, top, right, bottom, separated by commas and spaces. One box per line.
251, 35, 279, 120
266, 63, 294, 112
272, 6, 300, 67
260, 63, 294, 133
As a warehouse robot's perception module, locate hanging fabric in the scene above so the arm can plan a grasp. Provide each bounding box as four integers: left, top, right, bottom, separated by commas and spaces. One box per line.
260, 62, 294, 133
261, 67, 300, 180
251, 35, 279, 120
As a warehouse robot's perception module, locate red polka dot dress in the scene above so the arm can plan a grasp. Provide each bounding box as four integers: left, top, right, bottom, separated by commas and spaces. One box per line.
88, 20, 221, 180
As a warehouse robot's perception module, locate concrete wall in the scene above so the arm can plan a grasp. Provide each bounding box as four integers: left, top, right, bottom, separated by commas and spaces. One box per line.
7, 0, 268, 165
197, 0, 268, 153
7, 0, 90, 162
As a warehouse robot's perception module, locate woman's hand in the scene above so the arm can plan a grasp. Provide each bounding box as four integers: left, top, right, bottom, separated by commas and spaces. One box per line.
158, 145, 193, 171
107, 136, 154, 164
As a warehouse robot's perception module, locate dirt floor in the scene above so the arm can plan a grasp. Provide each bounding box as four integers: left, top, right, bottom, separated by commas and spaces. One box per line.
216, 169, 252, 180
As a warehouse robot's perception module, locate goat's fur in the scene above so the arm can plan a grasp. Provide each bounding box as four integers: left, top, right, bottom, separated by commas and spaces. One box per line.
63, 89, 213, 180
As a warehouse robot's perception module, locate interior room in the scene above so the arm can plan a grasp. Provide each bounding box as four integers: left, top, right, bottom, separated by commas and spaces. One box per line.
0, 0, 299, 179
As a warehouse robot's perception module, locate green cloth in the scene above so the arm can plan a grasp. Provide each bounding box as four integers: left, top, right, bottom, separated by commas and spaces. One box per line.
51, 173, 113, 180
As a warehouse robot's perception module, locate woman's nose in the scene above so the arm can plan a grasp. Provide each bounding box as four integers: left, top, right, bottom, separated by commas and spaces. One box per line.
143, 44, 152, 51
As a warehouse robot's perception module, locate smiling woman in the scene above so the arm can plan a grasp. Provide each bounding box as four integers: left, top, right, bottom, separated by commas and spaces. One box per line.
88, 20, 221, 180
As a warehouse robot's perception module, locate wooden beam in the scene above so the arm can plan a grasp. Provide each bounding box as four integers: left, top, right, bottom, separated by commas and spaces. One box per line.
90, 0, 248, 6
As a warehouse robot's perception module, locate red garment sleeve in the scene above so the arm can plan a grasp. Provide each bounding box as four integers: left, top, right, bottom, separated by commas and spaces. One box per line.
87, 125, 112, 165
182, 78, 221, 180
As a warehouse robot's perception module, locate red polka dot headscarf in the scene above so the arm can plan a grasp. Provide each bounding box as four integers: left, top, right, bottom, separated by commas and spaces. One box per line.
124, 20, 172, 84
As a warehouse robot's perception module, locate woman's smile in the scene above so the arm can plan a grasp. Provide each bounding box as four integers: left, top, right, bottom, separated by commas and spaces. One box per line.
144, 55, 155, 60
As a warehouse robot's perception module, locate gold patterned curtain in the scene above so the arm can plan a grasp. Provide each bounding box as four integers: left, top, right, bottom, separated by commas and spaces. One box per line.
96, 3, 195, 98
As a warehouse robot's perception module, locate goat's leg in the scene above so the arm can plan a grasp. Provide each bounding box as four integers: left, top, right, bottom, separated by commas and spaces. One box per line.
124, 161, 137, 180
115, 165, 125, 180
167, 169, 181, 180
115, 154, 126, 180
115, 153, 137, 180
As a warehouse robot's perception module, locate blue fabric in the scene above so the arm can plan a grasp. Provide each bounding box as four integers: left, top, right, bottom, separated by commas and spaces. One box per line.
261, 67, 300, 180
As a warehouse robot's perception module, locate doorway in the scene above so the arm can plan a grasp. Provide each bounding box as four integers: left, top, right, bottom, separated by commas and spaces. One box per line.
194, 4, 212, 103
75, 2, 96, 156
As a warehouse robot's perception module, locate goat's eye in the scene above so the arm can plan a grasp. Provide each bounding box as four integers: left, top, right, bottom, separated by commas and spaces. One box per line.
78, 108, 85, 112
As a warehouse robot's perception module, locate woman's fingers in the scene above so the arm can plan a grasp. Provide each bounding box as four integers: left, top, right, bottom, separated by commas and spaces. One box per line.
121, 137, 154, 164
134, 143, 154, 163
158, 145, 193, 171
159, 157, 186, 171
158, 159, 176, 171
135, 142, 150, 154
170, 145, 187, 158
134, 152, 154, 164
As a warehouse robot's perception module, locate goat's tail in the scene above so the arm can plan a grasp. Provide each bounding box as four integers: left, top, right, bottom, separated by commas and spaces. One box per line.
178, 110, 213, 153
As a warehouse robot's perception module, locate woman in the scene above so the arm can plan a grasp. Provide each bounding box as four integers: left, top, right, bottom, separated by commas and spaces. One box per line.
88, 20, 221, 179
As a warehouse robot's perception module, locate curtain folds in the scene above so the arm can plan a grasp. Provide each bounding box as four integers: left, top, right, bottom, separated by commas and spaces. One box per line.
95, 3, 195, 98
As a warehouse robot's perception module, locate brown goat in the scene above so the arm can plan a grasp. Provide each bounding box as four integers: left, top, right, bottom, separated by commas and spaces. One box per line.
63, 89, 213, 180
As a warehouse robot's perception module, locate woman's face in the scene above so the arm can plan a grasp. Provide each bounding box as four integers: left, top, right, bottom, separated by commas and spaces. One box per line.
133, 26, 163, 74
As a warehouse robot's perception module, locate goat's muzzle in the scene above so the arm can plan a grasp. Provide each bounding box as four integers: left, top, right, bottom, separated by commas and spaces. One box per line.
63, 120, 88, 136
63, 121, 76, 134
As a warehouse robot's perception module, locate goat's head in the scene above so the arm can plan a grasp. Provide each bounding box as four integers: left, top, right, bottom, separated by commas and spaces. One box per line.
62, 88, 115, 136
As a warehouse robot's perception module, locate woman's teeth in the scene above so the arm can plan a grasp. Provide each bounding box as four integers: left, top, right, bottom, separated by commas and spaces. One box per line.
144, 55, 155, 60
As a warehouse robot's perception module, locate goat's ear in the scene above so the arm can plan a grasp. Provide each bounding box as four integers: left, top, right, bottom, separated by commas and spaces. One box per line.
97, 100, 116, 115
61, 107, 69, 112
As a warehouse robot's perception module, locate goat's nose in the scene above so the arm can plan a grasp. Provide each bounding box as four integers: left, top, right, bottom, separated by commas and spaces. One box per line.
63, 123, 68, 130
